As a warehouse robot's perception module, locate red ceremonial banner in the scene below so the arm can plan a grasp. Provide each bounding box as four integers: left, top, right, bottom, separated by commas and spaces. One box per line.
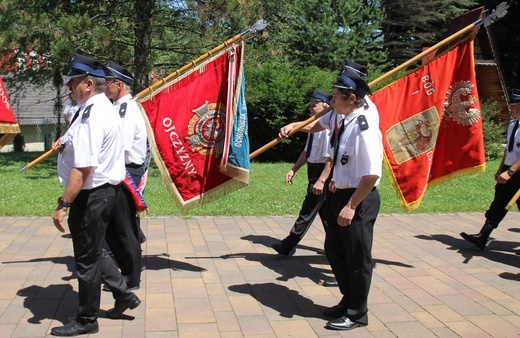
0, 76, 21, 149
371, 39, 485, 210
138, 43, 248, 211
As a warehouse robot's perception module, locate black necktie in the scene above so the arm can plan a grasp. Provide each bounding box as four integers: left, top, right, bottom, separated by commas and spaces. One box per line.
306, 133, 314, 159
70, 108, 80, 125
332, 118, 345, 167
508, 119, 519, 152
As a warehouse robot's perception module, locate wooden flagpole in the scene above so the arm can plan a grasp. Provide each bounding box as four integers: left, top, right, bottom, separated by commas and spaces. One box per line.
135, 20, 267, 101
249, 18, 486, 160
506, 189, 520, 210
19, 148, 57, 173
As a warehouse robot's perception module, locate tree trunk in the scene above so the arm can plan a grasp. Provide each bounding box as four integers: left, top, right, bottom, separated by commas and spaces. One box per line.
133, 0, 155, 93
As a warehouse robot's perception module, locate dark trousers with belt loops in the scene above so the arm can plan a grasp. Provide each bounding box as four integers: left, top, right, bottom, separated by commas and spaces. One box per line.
484, 165, 520, 228
325, 187, 380, 325
68, 183, 117, 324
281, 162, 330, 250
105, 183, 142, 289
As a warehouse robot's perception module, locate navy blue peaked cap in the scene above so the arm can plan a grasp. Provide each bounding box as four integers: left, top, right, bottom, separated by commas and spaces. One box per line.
67, 53, 107, 78
333, 60, 371, 97
332, 74, 370, 98
106, 61, 134, 85
309, 89, 332, 105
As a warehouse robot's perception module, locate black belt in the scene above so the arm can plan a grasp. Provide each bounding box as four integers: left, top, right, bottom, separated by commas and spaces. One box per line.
307, 162, 326, 167
126, 163, 143, 169
336, 187, 376, 192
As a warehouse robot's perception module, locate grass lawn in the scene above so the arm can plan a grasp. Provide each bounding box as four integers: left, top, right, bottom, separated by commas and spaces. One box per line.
0, 151, 505, 217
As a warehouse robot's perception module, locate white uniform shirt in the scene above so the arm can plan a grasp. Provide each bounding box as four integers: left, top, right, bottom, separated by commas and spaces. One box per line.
504, 119, 520, 166
319, 107, 383, 189
305, 129, 332, 164
57, 93, 125, 189
113, 94, 147, 166
364, 96, 380, 128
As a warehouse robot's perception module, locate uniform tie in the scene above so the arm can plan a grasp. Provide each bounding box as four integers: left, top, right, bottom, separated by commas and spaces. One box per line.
70, 108, 80, 125
305, 133, 314, 159
332, 118, 345, 166
508, 119, 519, 152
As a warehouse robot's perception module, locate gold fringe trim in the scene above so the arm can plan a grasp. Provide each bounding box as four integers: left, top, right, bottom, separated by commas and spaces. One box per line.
137, 208, 149, 218
0, 123, 20, 134
428, 162, 486, 187
384, 152, 486, 211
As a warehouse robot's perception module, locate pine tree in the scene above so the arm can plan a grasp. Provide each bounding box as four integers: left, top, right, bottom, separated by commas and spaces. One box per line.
380, 0, 477, 67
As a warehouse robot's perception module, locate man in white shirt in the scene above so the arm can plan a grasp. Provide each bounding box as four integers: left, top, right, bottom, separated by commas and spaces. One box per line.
272, 89, 333, 257
51, 53, 140, 336
104, 61, 148, 290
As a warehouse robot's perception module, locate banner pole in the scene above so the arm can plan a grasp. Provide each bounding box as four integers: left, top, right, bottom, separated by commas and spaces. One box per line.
135, 20, 267, 101
506, 188, 520, 210
19, 148, 57, 173
249, 18, 486, 160
249, 106, 332, 159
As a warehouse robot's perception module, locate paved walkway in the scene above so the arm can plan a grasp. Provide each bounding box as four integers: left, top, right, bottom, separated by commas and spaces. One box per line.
0, 212, 519, 337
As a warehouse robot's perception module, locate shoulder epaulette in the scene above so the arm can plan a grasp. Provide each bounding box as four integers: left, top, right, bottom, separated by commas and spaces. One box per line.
119, 102, 127, 118
81, 104, 93, 121
357, 114, 369, 131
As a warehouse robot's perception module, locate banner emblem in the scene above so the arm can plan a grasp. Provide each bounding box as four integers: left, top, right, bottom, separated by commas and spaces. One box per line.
442, 80, 481, 126
187, 102, 226, 155
387, 108, 440, 164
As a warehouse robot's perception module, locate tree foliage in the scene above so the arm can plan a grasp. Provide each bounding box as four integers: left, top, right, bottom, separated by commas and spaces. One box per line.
380, 0, 478, 67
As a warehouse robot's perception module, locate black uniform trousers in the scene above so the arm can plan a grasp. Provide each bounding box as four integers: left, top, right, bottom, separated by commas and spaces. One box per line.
100, 248, 134, 302
484, 165, 520, 228
68, 183, 117, 324
281, 162, 330, 250
325, 187, 380, 325
105, 183, 142, 289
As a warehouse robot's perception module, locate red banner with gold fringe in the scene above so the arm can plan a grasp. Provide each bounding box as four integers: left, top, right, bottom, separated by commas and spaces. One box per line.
138, 43, 249, 212
371, 39, 485, 210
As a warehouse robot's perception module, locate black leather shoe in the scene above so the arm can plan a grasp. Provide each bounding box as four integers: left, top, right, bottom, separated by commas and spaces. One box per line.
126, 280, 140, 290
326, 316, 366, 330
323, 278, 338, 287
51, 319, 99, 336
271, 243, 295, 256
323, 304, 347, 317
106, 294, 141, 319
460, 232, 487, 250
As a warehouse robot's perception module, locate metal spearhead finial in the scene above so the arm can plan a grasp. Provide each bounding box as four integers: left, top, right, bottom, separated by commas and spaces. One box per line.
485, 2, 509, 27
250, 19, 267, 33
240, 19, 268, 36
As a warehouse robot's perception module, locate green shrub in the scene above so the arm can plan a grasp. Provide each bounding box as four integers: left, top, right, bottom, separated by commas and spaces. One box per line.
246, 62, 336, 162
481, 99, 506, 161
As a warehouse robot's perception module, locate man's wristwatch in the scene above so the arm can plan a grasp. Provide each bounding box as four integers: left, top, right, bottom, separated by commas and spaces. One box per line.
57, 196, 71, 208
507, 168, 516, 176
